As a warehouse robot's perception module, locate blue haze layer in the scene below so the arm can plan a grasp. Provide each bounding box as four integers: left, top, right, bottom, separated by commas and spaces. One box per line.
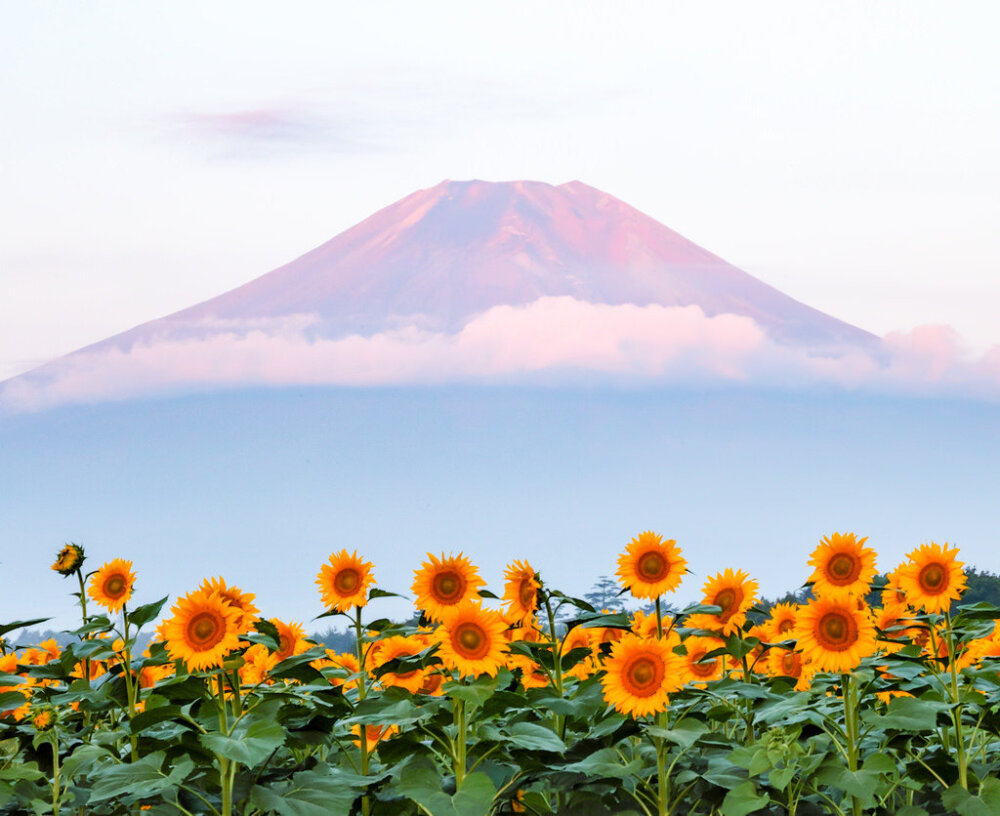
1, 387, 998, 631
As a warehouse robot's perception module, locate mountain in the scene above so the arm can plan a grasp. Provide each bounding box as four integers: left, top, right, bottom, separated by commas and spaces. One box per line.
2, 180, 881, 410
74, 179, 874, 350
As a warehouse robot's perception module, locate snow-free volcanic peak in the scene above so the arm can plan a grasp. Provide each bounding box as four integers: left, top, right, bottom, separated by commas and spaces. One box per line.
108, 179, 874, 349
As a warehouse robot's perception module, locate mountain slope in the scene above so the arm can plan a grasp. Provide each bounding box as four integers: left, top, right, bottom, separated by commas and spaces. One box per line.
99, 179, 875, 350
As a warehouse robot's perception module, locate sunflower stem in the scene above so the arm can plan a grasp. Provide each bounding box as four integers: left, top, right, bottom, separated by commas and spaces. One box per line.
121, 608, 138, 763
216, 672, 234, 816
75, 570, 91, 687
841, 673, 862, 816
354, 607, 371, 816
654, 597, 664, 640
944, 610, 968, 789
454, 693, 467, 790
655, 711, 669, 816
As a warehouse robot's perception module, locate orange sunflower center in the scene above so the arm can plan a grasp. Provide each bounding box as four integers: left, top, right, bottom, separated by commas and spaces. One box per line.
688, 650, 718, 678
918, 563, 947, 593
777, 618, 795, 634
103, 574, 127, 599
828, 553, 860, 583
453, 622, 490, 660
816, 611, 858, 652
187, 612, 224, 650
623, 654, 664, 696
518, 578, 536, 607
713, 587, 743, 622
335, 568, 361, 594
432, 570, 466, 603
637, 551, 669, 581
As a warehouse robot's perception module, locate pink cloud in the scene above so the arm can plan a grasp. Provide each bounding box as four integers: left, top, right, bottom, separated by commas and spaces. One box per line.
3, 297, 1000, 413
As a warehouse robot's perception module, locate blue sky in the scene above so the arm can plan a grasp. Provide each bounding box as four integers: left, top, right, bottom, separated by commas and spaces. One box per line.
4, 387, 999, 630
2, 2, 999, 380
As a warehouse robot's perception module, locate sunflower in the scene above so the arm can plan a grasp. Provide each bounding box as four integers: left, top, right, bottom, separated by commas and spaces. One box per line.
352, 723, 398, 751
199, 576, 260, 633
418, 670, 447, 696
807, 532, 877, 600
506, 652, 550, 690
600, 633, 682, 718
794, 596, 877, 673
881, 570, 910, 609
679, 635, 727, 685
164, 589, 241, 671
895, 542, 967, 614
412, 553, 485, 622
691, 568, 758, 636
87, 559, 136, 613
436, 601, 507, 678
765, 648, 816, 690
560, 627, 596, 681
316, 550, 375, 613
765, 603, 799, 642
372, 635, 428, 693
51, 543, 85, 576
138, 663, 174, 690
270, 618, 310, 663
615, 532, 686, 600
31, 708, 54, 730
502, 560, 540, 625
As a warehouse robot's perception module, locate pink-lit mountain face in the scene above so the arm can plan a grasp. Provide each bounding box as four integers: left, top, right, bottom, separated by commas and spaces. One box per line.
105, 179, 874, 350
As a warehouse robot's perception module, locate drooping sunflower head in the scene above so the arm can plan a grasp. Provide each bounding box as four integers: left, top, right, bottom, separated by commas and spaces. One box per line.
51, 543, 85, 576
435, 601, 507, 678
412, 552, 485, 622
87, 559, 136, 613
270, 618, 310, 663
807, 532, 877, 600
198, 576, 260, 633
895, 542, 967, 614
794, 596, 877, 673
678, 635, 728, 685
372, 635, 428, 693
765, 603, 799, 642
316, 550, 375, 613
698, 568, 758, 635
502, 560, 540, 624
164, 589, 242, 671
600, 633, 682, 718
615, 532, 687, 600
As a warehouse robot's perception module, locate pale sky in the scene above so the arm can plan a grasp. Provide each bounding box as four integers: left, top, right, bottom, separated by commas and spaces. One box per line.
2, 1, 999, 382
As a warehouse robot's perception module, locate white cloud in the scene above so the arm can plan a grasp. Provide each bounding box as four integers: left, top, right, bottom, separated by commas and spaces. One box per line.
3, 297, 1000, 413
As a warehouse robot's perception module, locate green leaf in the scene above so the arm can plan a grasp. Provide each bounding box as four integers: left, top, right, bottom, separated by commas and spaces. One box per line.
369, 588, 407, 600
0, 691, 27, 712
477, 589, 499, 600
560, 747, 644, 779
249, 766, 366, 816
645, 717, 707, 749
444, 675, 497, 713
126, 596, 169, 628
0, 618, 50, 637
394, 757, 496, 816
127, 705, 185, 735
200, 718, 287, 767
88, 752, 195, 804
866, 695, 949, 731
253, 619, 282, 651
768, 765, 795, 792
720, 781, 770, 816
503, 722, 566, 753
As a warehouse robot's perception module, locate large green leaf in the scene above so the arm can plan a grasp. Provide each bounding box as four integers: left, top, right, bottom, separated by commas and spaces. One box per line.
559, 748, 644, 779
394, 758, 496, 816
126, 596, 169, 629
250, 766, 366, 816
87, 752, 195, 804
503, 722, 566, 753
720, 781, 770, 816
865, 695, 950, 732
200, 718, 287, 767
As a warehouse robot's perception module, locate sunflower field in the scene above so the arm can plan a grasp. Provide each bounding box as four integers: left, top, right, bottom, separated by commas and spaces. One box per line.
3, 534, 1000, 815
